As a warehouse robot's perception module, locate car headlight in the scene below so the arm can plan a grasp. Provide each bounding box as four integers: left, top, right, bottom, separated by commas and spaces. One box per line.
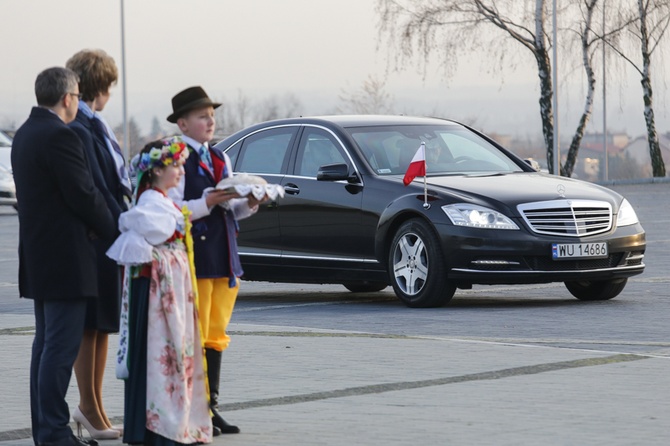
442, 204, 519, 230
617, 199, 639, 227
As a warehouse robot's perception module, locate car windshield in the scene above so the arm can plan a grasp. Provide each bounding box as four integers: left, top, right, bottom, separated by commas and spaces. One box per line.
347, 125, 524, 176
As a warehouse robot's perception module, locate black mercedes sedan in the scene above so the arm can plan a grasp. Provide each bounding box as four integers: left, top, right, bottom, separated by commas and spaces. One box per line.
214, 115, 646, 308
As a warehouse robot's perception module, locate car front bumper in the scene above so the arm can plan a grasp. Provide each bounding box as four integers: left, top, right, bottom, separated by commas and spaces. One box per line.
436, 222, 646, 285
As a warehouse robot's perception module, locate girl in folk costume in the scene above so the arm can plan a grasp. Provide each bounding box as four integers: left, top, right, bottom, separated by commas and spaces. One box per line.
106, 137, 212, 445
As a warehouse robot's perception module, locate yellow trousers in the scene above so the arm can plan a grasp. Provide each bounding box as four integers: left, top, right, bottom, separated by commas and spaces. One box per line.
196, 277, 239, 351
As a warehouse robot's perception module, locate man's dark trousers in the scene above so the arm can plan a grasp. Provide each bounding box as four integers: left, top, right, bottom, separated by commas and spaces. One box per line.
30, 299, 87, 445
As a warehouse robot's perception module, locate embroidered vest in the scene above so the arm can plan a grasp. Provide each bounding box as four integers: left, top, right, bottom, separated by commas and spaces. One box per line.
183, 145, 243, 283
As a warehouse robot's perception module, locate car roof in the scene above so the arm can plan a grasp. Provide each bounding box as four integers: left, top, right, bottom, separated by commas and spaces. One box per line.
215, 114, 472, 150
306, 115, 460, 127
245, 114, 463, 129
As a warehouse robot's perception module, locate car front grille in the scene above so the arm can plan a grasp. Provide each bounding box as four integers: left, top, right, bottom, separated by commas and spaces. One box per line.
0, 191, 15, 199
518, 199, 612, 237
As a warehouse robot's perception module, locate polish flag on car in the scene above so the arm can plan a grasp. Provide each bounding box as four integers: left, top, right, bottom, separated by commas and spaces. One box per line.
403, 142, 426, 186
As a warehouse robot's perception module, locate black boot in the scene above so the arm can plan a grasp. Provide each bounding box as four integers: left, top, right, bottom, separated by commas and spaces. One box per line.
205, 348, 240, 434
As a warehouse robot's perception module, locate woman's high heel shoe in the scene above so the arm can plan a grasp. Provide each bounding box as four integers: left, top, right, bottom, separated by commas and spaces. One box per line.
72, 407, 121, 440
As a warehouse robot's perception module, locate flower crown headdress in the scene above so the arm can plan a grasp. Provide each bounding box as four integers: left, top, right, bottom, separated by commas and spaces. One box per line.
130, 136, 190, 202
131, 136, 189, 173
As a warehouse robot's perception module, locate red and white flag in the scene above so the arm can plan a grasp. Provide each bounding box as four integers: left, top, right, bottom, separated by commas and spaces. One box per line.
402, 142, 426, 186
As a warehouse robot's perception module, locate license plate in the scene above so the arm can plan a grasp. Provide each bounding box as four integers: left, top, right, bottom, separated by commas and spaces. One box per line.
552, 242, 608, 260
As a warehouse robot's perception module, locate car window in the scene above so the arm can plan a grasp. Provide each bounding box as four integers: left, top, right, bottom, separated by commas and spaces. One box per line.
224, 140, 242, 167
295, 128, 348, 177
236, 128, 295, 174
438, 132, 518, 171
348, 125, 522, 175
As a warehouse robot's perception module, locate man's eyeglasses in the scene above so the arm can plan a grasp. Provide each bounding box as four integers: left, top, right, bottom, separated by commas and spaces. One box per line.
66, 92, 82, 100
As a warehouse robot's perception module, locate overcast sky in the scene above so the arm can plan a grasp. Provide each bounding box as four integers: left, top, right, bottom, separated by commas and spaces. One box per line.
1, 0, 668, 140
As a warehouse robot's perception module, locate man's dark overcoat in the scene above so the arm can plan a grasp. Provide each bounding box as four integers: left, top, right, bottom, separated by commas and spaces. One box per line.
11, 106, 115, 300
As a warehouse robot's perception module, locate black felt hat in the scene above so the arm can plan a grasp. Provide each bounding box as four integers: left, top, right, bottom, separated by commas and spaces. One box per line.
167, 86, 221, 123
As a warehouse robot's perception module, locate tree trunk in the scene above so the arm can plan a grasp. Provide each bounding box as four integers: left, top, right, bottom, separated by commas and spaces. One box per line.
563, 0, 598, 178
641, 74, 666, 177
638, 1, 666, 177
536, 52, 555, 174
564, 93, 593, 178
533, 0, 556, 175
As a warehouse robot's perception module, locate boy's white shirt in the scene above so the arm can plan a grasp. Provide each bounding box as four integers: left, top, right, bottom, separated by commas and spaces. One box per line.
167, 134, 256, 221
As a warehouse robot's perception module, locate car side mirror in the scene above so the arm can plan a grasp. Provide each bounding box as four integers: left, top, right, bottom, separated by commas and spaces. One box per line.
317, 163, 349, 181
524, 158, 541, 172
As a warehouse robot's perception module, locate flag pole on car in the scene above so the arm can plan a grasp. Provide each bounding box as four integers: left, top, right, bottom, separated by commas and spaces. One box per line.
402, 142, 429, 209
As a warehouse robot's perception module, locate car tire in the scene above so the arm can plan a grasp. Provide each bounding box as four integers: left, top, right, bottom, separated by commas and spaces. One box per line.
343, 282, 388, 293
388, 218, 455, 308
564, 278, 628, 301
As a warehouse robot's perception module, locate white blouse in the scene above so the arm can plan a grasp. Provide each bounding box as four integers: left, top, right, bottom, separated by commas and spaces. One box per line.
106, 189, 185, 266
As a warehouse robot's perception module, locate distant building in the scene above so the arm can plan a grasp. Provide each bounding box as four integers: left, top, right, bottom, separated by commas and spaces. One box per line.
576, 132, 629, 181
579, 132, 628, 154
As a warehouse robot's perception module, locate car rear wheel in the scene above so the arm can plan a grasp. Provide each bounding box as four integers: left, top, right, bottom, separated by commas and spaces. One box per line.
388, 218, 455, 308
564, 279, 627, 301
343, 282, 388, 293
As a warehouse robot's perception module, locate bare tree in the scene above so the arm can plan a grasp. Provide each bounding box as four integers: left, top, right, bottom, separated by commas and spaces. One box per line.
255, 93, 302, 122
149, 116, 165, 140
215, 91, 303, 136
377, 0, 562, 172
377, 0, 629, 177
561, 0, 599, 177
113, 117, 143, 158
604, 0, 669, 177
215, 90, 252, 135
337, 75, 395, 114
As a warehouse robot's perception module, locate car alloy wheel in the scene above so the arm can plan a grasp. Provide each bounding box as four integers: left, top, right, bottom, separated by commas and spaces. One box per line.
388, 218, 455, 308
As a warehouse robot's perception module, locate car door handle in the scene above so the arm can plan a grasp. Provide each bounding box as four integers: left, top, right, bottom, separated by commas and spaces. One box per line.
284, 183, 300, 195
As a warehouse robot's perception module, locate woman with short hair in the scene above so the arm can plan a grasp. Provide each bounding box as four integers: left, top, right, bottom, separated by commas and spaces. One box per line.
66, 48, 131, 440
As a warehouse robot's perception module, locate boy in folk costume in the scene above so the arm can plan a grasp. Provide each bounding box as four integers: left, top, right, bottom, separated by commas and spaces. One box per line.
166, 86, 263, 435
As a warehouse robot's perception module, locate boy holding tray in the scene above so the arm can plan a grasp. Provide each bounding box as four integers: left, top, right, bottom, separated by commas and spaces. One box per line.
166, 86, 263, 435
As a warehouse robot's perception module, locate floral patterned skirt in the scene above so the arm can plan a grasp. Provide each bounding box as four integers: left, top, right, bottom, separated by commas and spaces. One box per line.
123, 246, 212, 445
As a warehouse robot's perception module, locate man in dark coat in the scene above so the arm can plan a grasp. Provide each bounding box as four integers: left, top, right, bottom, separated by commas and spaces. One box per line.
11, 67, 115, 446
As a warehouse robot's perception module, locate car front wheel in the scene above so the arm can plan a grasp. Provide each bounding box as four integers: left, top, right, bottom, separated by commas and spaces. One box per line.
564, 278, 627, 301
388, 218, 455, 308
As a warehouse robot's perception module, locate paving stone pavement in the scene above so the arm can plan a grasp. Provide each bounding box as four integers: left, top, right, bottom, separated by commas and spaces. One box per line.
0, 313, 668, 446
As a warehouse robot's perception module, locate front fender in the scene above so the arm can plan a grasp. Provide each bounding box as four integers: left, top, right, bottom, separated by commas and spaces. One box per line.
374, 192, 448, 264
